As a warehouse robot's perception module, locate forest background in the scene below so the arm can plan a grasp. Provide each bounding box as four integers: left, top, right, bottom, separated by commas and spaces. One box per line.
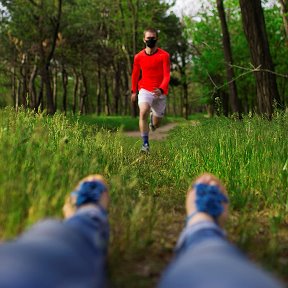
0, 0, 287, 118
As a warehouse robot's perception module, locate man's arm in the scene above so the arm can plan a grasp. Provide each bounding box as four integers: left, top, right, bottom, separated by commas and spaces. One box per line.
131, 55, 141, 96
159, 53, 171, 94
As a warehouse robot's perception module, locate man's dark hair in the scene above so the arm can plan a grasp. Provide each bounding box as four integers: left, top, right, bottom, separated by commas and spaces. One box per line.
143, 27, 158, 38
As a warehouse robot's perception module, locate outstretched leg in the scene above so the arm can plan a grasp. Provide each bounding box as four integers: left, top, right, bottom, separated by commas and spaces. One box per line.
0, 174, 110, 288
159, 173, 283, 288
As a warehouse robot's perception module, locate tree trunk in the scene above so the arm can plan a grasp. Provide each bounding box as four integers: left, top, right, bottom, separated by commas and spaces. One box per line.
53, 66, 58, 111
38, 0, 62, 114
128, 0, 140, 62
11, 67, 17, 109
239, 0, 281, 118
178, 56, 189, 119
45, 0, 62, 114
37, 77, 44, 111
20, 55, 28, 108
171, 86, 177, 116
242, 91, 249, 114
104, 74, 110, 116
182, 80, 189, 120
280, 79, 287, 107
73, 69, 79, 115
180, 86, 183, 118
80, 71, 88, 114
16, 78, 21, 112
118, 1, 134, 116
206, 104, 214, 118
217, 0, 241, 117
220, 90, 229, 117
96, 68, 102, 115
39, 42, 55, 114
279, 0, 288, 42
114, 63, 121, 114
62, 65, 68, 114
128, 0, 140, 118
122, 65, 129, 115
118, 64, 125, 115
29, 64, 38, 110
43, 65, 54, 114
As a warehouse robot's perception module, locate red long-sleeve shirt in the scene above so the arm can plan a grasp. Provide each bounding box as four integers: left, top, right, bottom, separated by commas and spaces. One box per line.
131, 48, 171, 95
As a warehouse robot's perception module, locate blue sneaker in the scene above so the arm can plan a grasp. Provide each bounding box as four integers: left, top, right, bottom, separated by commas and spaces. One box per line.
140, 143, 150, 153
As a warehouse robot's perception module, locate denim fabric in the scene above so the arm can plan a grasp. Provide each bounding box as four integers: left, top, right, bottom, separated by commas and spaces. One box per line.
159, 221, 283, 288
0, 206, 109, 288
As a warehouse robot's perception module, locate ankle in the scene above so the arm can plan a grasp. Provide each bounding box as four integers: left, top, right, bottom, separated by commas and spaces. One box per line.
141, 133, 149, 145
186, 211, 214, 227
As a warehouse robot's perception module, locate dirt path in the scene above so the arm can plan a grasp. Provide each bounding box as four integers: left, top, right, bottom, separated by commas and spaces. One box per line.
124, 122, 178, 140
124, 121, 199, 141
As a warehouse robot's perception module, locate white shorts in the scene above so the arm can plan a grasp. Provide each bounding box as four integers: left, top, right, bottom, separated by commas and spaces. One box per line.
138, 88, 167, 118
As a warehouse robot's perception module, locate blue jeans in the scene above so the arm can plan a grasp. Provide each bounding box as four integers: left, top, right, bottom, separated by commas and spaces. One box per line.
159, 221, 283, 288
0, 206, 109, 288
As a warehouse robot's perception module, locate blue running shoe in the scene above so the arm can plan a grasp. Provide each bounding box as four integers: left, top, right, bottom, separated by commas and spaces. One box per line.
140, 143, 150, 153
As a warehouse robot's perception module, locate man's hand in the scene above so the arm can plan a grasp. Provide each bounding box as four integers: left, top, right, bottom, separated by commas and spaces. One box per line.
131, 92, 137, 103
152, 88, 162, 97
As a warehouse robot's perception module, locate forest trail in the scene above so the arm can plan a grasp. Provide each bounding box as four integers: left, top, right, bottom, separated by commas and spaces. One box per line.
124, 121, 199, 140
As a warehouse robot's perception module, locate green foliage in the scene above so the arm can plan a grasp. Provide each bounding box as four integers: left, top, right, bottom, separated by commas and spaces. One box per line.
183, 3, 242, 104
0, 109, 287, 285
183, 1, 288, 112
0, 74, 12, 107
1, 0, 61, 48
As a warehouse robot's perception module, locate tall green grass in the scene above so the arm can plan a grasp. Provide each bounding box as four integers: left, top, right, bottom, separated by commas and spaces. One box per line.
0, 108, 287, 286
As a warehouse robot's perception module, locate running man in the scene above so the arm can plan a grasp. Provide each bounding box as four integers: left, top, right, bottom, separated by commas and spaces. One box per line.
131, 27, 171, 153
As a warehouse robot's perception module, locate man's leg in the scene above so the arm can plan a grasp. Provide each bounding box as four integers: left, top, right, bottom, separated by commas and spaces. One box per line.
150, 96, 166, 131
0, 174, 110, 288
152, 114, 162, 128
159, 174, 283, 288
138, 89, 154, 151
139, 102, 151, 151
